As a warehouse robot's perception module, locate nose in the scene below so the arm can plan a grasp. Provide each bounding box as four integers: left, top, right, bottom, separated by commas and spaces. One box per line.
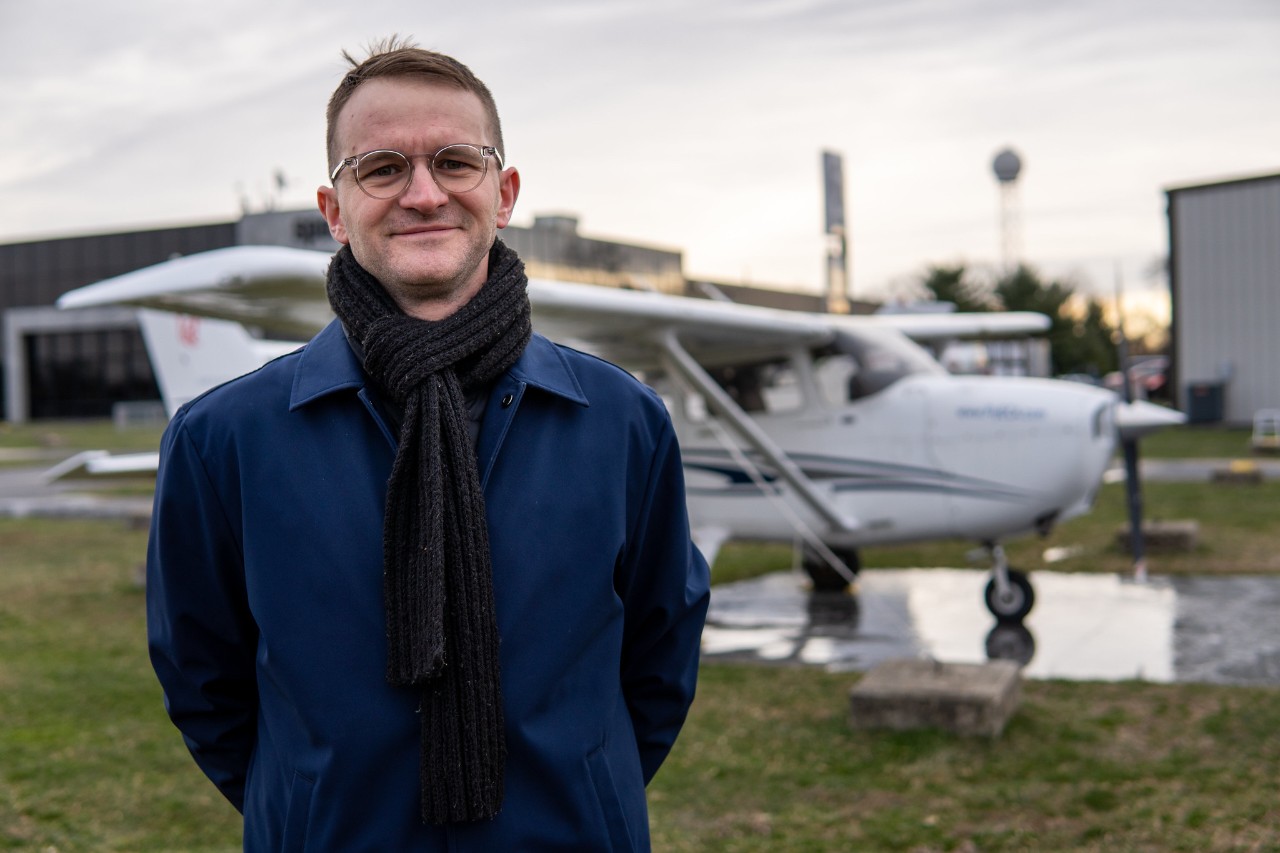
397, 157, 451, 212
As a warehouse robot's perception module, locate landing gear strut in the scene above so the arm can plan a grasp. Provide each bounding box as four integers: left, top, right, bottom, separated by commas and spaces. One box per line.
983, 543, 1035, 622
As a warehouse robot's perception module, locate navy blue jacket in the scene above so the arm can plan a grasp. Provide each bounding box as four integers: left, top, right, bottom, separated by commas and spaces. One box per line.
147, 320, 710, 851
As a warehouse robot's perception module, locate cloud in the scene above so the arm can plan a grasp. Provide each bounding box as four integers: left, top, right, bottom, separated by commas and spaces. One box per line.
1, 0, 1277, 300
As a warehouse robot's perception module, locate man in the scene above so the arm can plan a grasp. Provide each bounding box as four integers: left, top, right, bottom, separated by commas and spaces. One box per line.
147, 38, 710, 851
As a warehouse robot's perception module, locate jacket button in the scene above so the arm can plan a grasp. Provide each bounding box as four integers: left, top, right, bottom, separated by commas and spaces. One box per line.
501, 393, 514, 408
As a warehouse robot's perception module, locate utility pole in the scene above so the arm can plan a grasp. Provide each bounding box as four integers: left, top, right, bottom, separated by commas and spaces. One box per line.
822, 150, 851, 314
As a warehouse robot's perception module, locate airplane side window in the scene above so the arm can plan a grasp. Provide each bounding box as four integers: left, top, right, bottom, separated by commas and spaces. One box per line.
683, 392, 709, 422
814, 354, 858, 406
759, 363, 802, 413
708, 361, 802, 414
708, 365, 767, 412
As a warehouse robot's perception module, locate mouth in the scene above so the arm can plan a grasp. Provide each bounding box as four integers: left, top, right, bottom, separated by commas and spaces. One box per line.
394, 224, 456, 237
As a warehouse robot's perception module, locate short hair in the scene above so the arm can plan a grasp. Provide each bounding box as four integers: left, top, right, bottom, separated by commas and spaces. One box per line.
325, 36, 505, 173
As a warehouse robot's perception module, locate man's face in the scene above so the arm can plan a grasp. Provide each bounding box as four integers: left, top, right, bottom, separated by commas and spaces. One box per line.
317, 78, 519, 320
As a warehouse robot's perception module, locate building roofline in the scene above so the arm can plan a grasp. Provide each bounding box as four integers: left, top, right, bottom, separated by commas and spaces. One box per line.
1164, 169, 1280, 196
0, 215, 237, 249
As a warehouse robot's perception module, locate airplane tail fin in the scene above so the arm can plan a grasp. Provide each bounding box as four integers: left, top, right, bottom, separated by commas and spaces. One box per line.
136, 309, 297, 417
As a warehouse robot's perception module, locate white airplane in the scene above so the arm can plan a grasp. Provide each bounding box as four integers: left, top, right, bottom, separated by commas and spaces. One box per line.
55, 245, 1184, 621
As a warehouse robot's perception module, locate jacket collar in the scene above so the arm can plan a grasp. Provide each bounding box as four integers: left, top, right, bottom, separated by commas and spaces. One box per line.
289, 319, 589, 411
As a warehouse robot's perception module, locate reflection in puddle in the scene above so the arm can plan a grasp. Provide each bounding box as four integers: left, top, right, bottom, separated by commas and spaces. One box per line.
703, 568, 1226, 683
902, 569, 1176, 682
984, 622, 1036, 666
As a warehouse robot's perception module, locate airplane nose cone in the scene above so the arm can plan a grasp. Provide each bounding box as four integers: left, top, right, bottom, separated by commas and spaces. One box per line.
1115, 399, 1186, 441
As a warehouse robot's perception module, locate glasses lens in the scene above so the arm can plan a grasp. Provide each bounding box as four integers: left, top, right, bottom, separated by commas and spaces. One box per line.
431, 145, 488, 193
355, 151, 412, 198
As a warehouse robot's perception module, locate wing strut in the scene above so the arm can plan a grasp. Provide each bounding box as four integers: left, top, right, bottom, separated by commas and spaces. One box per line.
658, 330, 857, 535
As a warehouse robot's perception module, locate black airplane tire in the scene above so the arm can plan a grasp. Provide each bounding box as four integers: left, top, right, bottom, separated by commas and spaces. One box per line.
984, 568, 1035, 623
802, 546, 859, 592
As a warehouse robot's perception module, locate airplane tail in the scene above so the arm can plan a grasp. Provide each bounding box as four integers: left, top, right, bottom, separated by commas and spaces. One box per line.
45, 312, 300, 483
136, 309, 298, 417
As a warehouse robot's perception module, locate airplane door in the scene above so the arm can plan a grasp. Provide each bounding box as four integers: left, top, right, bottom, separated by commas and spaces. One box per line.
826, 378, 954, 546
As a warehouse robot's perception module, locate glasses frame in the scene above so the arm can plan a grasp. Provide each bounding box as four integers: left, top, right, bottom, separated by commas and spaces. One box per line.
329, 144, 505, 199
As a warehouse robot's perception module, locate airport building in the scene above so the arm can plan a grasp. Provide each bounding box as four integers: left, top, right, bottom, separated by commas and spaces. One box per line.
1166, 171, 1280, 425
1, 209, 691, 422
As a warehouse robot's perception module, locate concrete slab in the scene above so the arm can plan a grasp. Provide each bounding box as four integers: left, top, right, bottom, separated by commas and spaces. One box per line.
849, 658, 1021, 738
1115, 519, 1199, 552
1212, 460, 1264, 484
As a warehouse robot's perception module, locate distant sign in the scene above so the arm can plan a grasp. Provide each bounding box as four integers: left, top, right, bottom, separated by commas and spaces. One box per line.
822, 150, 845, 234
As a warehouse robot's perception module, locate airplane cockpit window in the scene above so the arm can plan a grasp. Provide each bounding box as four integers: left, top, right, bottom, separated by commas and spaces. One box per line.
817, 328, 947, 403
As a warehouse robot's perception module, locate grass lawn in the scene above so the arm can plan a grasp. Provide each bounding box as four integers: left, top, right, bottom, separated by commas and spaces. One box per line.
3, 516, 1280, 850
0, 419, 166, 455
0, 518, 242, 852
1137, 424, 1255, 459
651, 668, 1280, 851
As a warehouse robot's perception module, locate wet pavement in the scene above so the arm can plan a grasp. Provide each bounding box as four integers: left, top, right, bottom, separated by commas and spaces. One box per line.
704, 569, 1280, 686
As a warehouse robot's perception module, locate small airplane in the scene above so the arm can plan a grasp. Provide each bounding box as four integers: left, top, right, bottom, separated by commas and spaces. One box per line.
55, 245, 1185, 621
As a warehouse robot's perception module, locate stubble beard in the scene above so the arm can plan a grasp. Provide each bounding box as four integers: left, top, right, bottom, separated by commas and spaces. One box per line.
357, 222, 496, 318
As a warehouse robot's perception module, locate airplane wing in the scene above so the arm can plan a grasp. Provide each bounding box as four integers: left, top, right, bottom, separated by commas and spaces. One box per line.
57, 245, 333, 340
868, 310, 1051, 341
56, 245, 1049, 367
527, 279, 834, 371
57, 246, 836, 372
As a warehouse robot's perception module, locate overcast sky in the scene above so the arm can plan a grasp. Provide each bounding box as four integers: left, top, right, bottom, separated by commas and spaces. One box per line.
3, 0, 1277, 319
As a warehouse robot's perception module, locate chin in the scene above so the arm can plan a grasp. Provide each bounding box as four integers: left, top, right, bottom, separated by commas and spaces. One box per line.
382, 250, 461, 283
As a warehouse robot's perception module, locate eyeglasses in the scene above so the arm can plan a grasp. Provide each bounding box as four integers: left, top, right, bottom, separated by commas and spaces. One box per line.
329, 144, 504, 199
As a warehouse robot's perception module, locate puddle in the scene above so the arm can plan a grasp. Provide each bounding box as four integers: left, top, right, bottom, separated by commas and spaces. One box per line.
703, 569, 1280, 685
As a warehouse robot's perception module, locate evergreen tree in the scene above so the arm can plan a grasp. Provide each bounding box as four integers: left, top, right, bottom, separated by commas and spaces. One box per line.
993, 264, 1117, 376
918, 263, 993, 312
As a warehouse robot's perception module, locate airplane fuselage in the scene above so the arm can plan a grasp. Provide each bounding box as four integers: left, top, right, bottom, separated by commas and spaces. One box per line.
673, 373, 1117, 549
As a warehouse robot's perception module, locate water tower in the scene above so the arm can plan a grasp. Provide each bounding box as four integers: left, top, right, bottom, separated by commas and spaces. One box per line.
992, 147, 1023, 273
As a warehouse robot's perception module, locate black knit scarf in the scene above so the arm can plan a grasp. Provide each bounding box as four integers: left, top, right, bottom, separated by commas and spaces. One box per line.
326, 239, 531, 824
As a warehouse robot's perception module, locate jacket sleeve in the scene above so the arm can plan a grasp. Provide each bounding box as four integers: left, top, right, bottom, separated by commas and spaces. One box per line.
616, 414, 711, 783
146, 413, 258, 812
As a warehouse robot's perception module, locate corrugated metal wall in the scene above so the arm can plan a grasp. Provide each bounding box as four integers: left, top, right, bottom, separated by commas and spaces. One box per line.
0, 222, 237, 315
1169, 173, 1280, 424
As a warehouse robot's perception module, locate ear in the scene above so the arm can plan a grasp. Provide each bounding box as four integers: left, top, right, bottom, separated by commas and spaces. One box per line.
317, 186, 350, 245
494, 167, 520, 229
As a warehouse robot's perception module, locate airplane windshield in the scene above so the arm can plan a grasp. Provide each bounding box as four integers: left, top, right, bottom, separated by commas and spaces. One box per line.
818, 328, 947, 402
